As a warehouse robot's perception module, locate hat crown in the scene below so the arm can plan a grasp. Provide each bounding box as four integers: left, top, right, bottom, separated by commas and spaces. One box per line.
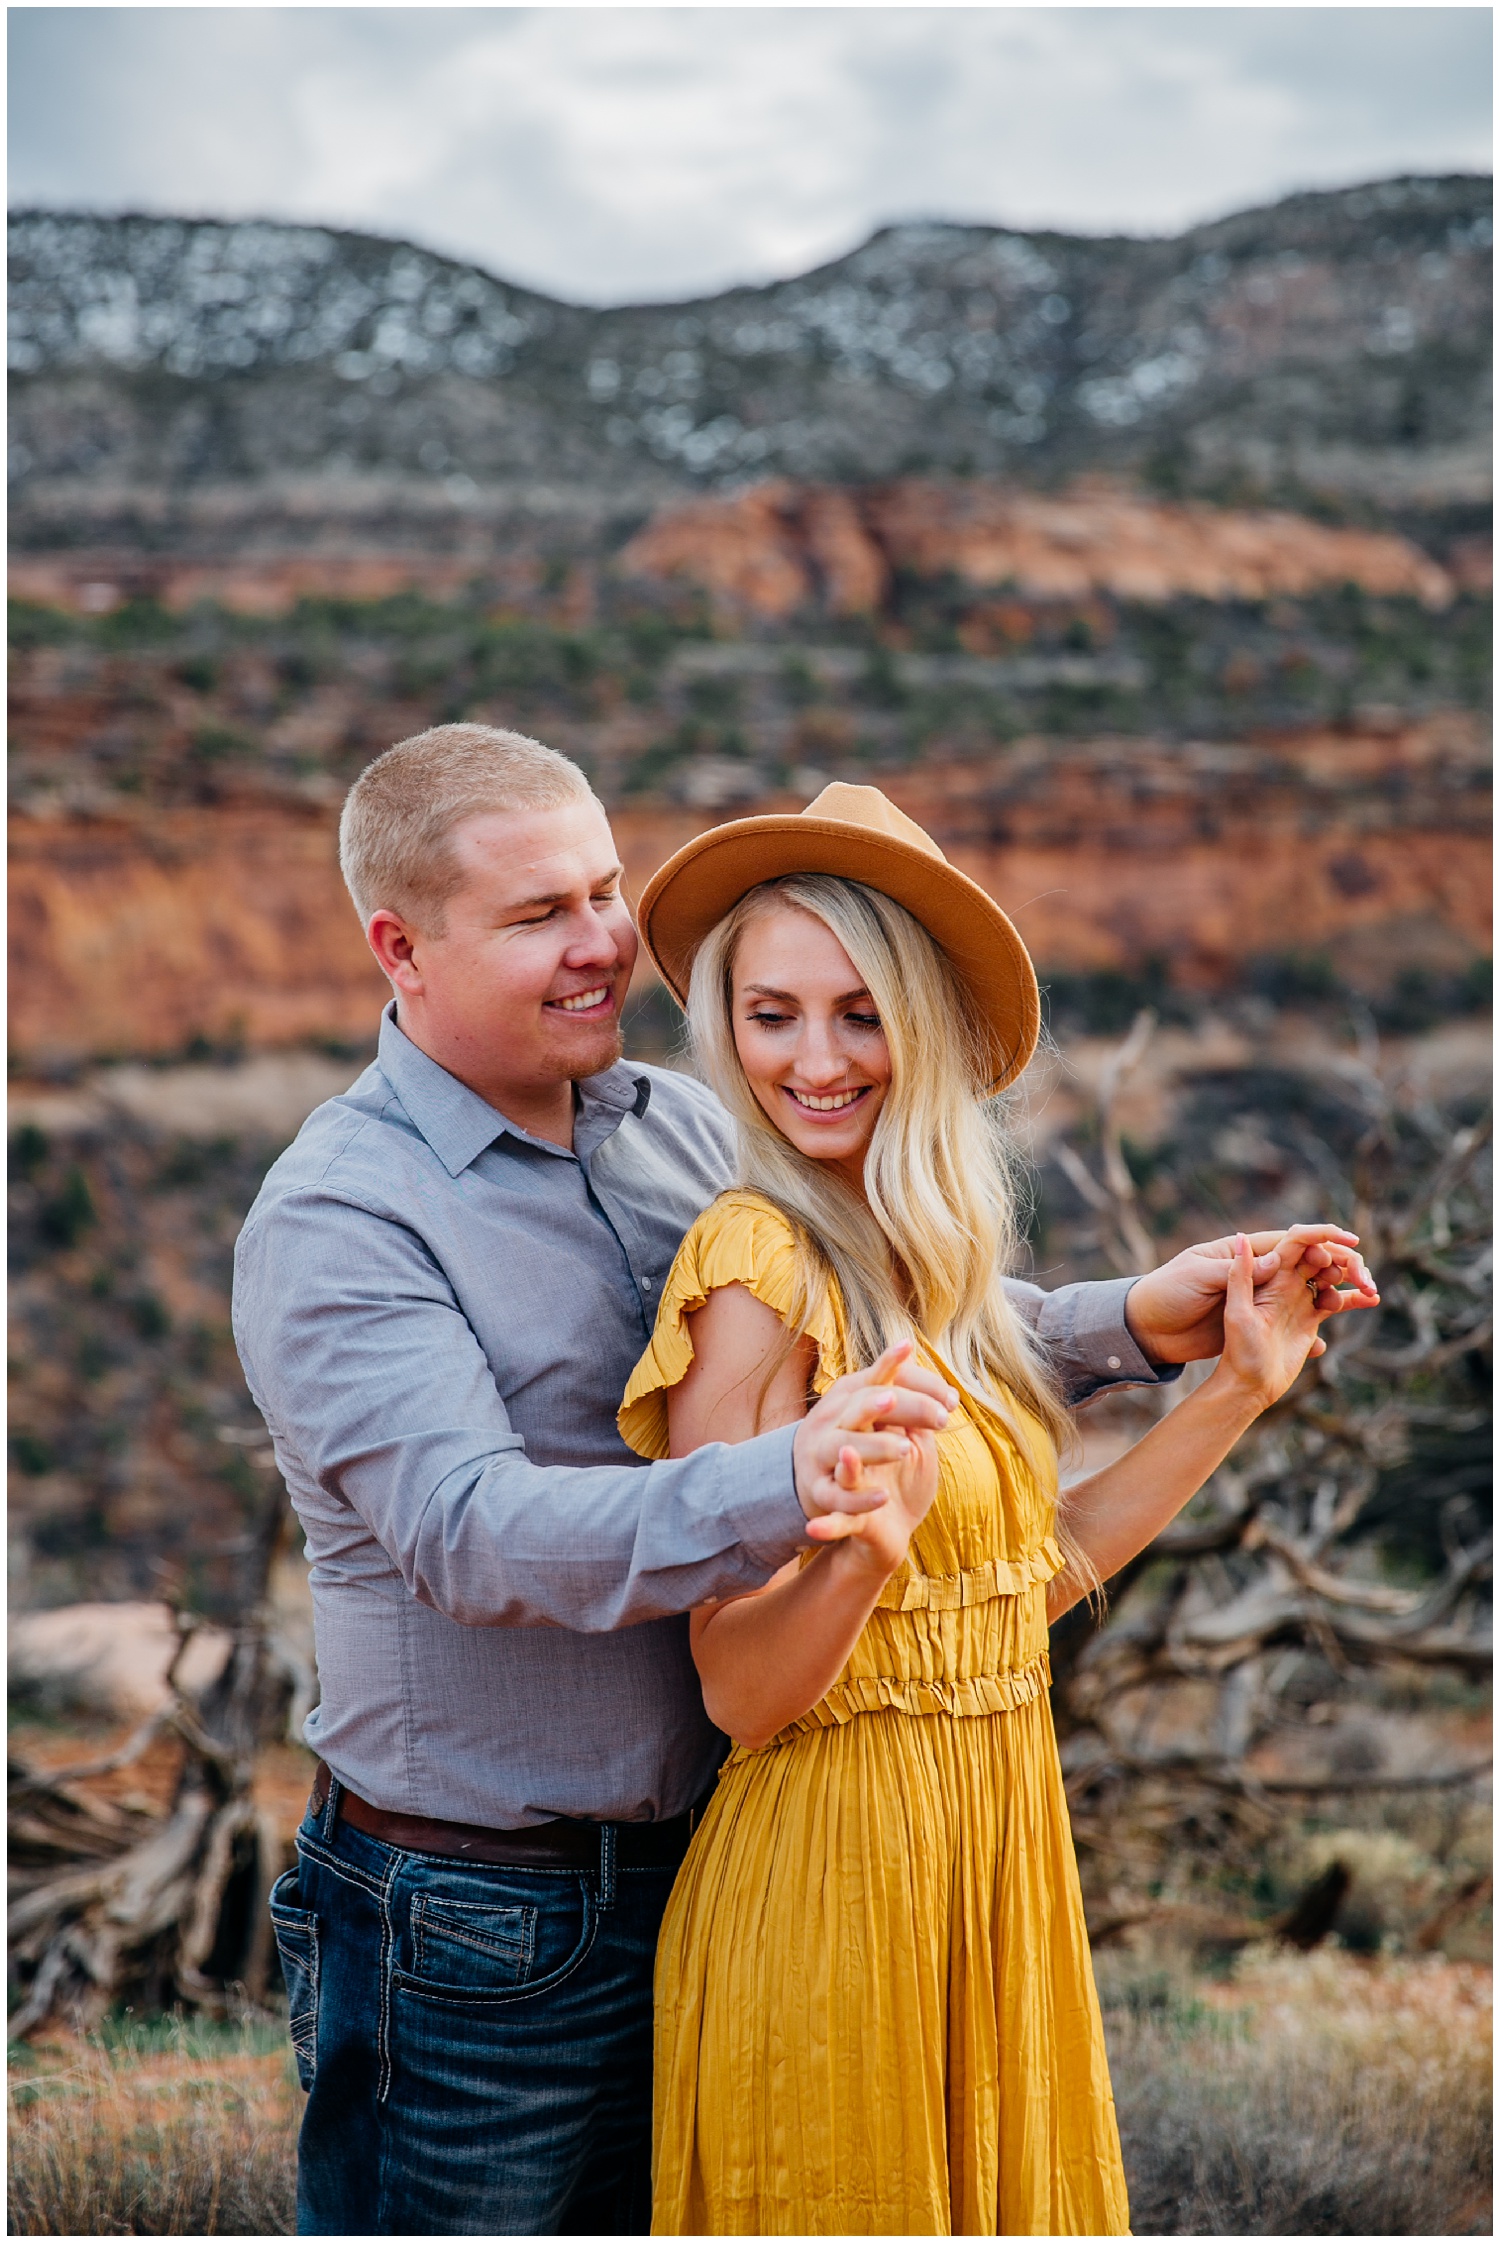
800, 782, 947, 865
635, 777, 1039, 1092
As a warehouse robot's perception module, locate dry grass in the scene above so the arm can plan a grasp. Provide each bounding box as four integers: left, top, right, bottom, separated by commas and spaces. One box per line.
1104, 1947, 1493, 2236
8, 2017, 298, 2237
8, 1955, 1490, 2235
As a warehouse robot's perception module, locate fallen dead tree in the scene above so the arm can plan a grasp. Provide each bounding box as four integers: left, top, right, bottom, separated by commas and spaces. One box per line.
1045, 1010, 1492, 1945
8, 1479, 314, 2038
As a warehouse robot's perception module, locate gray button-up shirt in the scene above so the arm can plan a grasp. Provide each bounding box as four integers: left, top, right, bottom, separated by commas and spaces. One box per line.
233, 1004, 1165, 1828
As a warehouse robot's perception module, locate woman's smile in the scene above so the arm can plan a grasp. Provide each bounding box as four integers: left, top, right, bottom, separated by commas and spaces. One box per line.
781, 1083, 874, 1116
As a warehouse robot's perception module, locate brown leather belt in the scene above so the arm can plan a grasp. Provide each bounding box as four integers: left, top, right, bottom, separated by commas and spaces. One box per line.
308, 1762, 703, 1870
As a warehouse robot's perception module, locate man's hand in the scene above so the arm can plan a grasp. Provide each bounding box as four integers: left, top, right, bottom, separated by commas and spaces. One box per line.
1124, 1224, 1380, 1366
792, 1340, 956, 1531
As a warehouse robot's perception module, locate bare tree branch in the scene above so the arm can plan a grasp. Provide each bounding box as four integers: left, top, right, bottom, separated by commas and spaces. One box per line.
1044, 1016, 1492, 1935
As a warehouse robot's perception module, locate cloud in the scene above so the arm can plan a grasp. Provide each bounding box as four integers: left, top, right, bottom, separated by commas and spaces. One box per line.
8, 7, 1492, 303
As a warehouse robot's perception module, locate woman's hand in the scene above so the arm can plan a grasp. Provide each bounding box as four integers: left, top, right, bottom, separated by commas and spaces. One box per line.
686, 1335, 943, 1747
1051, 1236, 1341, 1621
793, 1338, 955, 1530
1210, 1231, 1327, 1414
804, 1414, 940, 1578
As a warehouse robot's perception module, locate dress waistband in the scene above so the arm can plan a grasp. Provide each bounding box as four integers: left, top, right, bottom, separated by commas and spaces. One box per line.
875, 1537, 1064, 1612
751, 1646, 1053, 1749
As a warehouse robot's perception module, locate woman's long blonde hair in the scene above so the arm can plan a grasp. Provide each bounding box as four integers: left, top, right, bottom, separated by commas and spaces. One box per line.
684, 872, 1078, 1483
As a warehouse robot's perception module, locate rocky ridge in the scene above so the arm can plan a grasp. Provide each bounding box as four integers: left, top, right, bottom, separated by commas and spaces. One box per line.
9, 173, 1492, 542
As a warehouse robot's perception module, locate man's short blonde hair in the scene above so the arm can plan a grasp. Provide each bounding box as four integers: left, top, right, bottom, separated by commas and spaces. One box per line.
339, 723, 594, 929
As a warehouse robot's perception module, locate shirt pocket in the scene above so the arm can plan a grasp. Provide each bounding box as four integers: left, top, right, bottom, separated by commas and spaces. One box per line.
410, 1893, 537, 1992
269, 1865, 320, 2091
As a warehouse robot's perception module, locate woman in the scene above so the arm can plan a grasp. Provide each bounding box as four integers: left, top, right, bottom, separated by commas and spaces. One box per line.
619, 784, 1329, 2237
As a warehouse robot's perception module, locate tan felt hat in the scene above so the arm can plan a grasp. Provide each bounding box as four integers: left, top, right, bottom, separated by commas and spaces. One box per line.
636, 782, 1040, 1093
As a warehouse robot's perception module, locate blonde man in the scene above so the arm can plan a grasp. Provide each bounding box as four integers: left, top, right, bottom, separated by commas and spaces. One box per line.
233, 723, 1374, 2237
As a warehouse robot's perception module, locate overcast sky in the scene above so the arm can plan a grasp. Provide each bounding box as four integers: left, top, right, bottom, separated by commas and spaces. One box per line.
8, 7, 1492, 304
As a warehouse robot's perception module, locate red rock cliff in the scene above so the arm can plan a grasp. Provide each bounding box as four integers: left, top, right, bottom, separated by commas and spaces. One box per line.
10, 717, 1486, 1071
620, 478, 1455, 620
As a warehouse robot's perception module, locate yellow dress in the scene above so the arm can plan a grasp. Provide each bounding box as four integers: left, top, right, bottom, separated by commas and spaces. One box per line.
620, 1191, 1130, 2239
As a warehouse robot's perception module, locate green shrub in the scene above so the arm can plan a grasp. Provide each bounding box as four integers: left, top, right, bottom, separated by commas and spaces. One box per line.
96, 599, 177, 650
39, 1167, 97, 1249
190, 725, 257, 763
10, 1123, 49, 1181
127, 1293, 173, 1341
9, 600, 80, 650
10, 1432, 55, 1477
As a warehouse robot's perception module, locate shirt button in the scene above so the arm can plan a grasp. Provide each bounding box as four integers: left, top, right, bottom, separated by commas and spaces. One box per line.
641, 1276, 654, 1292
1107, 1356, 1122, 1371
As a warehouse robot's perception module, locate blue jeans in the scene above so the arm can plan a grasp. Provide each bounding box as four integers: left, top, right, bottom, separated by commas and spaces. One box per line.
270, 1785, 677, 2236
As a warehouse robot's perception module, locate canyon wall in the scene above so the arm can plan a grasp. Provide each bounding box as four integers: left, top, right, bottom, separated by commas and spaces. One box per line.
10, 806, 387, 1066
10, 716, 1487, 1071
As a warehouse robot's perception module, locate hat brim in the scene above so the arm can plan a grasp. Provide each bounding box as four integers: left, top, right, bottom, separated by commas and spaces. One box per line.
636, 814, 1040, 1094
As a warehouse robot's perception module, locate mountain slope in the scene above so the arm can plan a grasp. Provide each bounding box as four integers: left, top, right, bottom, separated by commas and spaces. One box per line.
9, 174, 1491, 533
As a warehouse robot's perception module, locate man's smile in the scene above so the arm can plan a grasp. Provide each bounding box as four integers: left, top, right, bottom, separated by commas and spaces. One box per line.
548, 985, 614, 1016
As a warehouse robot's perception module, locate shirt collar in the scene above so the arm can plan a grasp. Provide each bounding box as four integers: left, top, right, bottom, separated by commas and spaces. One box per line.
376, 1002, 650, 1178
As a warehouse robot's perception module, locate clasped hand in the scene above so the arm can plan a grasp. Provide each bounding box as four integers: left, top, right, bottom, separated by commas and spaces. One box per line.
1126, 1221, 1379, 1366
1211, 1233, 1330, 1412
792, 1339, 948, 1570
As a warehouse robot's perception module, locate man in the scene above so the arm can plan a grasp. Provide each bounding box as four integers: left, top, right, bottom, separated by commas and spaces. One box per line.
233, 723, 1375, 2236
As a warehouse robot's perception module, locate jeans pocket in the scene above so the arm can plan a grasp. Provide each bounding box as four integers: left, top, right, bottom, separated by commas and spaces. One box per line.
410, 1894, 537, 1993
269, 1864, 320, 2090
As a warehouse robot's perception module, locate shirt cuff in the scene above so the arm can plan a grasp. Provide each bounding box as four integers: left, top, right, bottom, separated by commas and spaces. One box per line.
716, 1422, 808, 1574
1033, 1274, 1184, 1406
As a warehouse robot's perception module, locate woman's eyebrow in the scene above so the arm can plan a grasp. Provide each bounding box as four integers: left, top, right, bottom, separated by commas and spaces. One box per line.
742, 983, 873, 1004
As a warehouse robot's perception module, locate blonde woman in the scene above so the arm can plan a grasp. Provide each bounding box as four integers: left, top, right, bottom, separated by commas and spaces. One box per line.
619, 786, 1343, 2237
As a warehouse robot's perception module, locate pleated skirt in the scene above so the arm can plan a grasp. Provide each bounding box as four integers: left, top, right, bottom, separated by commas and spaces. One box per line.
651, 1693, 1131, 2237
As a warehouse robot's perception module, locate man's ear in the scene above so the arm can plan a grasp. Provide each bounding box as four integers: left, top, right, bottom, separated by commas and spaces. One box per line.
366, 909, 424, 992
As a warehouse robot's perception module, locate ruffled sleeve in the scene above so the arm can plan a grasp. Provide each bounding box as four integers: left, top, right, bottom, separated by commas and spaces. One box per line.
619, 1191, 850, 1460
